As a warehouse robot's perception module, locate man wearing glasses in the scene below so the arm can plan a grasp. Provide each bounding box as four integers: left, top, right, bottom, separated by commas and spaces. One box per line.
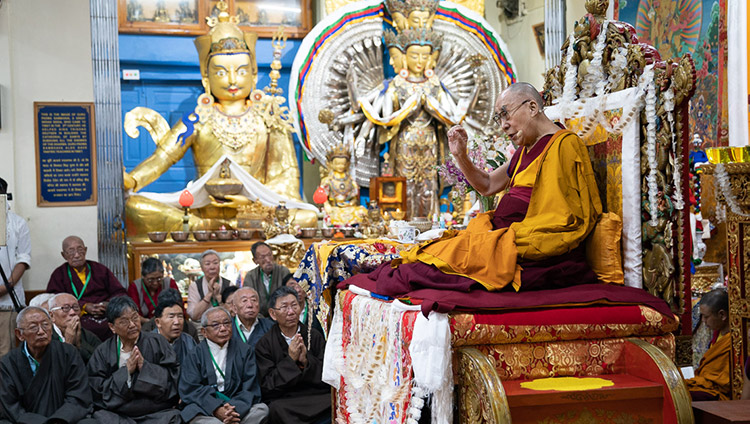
48, 293, 101, 363
255, 287, 330, 424
242, 242, 291, 317
87, 296, 181, 423
47, 236, 127, 340
373, 82, 602, 293
0, 306, 96, 423
179, 307, 268, 424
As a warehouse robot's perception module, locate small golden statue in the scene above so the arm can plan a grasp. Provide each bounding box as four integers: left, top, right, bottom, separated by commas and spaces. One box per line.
362, 200, 387, 238
319, 143, 368, 226
122, 1, 316, 235
263, 201, 297, 239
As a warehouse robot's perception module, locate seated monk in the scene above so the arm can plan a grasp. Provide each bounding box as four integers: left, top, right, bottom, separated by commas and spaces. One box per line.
48, 293, 102, 363
47, 236, 127, 340
88, 296, 181, 423
0, 307, 96, 424
686, 288, 731, 401
255, 287, 330, 424
370, 82, 602, 293
179, 307, 268, 424
152, 289, 197, 364
128, 257, 180, 325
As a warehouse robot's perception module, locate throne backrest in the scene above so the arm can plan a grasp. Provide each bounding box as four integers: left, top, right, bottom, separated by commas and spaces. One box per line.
540, 7, 696, 316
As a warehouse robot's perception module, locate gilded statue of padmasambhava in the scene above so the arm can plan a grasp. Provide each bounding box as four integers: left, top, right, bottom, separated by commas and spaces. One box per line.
122, 2, 316, 235
319, 143, 368, 226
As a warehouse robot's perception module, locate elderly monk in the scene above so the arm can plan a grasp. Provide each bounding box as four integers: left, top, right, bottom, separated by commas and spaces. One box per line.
0, 307, 96, 424
187, 250, 233, 322
48, 293, 102, 363
153, 290, 197, 364
128, 258, 179, 324
686, 289, 732, 401
373, 82, 602, 293
255, 287, 330, 423
88, 296, 181, 423
242, 242, 291, 317
231, 287, 273, 351
179, 307, 268, 424
47, 236, 127, 340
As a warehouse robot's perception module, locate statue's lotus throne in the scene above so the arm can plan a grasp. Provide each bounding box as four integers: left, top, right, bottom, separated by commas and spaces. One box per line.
296, 3, 697, 423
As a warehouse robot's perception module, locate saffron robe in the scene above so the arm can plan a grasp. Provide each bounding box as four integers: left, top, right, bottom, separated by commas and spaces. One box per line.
87, 331, 180, 421
47, 260, 127, 340
686, 332, 732, 400
254, 324, 330, 423
394, 129, 602, 291
52, 326, 102, 364
0, 339, 95, 424
179, 338, 264, 422
231, 316, 274, 351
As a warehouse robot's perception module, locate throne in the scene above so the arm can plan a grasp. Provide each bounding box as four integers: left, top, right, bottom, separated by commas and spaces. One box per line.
296, 2, 697, 423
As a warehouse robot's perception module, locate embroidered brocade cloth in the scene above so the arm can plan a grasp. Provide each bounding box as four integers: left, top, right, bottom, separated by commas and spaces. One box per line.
450, 304, 679, 347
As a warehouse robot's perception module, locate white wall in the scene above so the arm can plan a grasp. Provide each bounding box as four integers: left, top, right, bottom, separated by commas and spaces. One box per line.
0, 0, 97, 292
484, 0, 546, 88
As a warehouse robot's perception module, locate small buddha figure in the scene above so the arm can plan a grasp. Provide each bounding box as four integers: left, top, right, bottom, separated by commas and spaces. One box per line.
319, 144, 368, 226
152, 0, 171, 22
263, 201, 297, 239
363, 200, 387, 238
122, 1, 316, 235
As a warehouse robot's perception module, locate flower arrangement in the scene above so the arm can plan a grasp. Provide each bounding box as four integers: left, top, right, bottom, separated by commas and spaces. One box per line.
438, 132, 514, 213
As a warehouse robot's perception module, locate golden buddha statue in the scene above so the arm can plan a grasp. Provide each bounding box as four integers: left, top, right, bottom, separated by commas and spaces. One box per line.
319, 144, 368, 226
122, 1, 316, 235
263, 201, 297, 239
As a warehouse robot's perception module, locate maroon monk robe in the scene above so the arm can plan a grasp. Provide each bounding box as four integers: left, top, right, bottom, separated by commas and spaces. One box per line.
47, 260, 127, 340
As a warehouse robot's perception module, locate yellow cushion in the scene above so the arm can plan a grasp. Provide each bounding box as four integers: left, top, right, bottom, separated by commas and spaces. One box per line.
585, 213, 624, 285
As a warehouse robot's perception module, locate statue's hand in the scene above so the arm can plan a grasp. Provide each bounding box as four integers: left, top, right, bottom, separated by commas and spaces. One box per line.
210, 194, 251, 208
448, 125, 469, 157
123, 168, 136, 191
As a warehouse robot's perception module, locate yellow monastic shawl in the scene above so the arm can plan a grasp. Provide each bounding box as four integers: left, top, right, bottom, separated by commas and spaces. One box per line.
686, 332, 732, 400
395, 129, 602, 291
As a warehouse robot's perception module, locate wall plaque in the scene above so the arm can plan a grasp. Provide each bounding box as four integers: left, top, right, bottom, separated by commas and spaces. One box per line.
34, 102, 97, 206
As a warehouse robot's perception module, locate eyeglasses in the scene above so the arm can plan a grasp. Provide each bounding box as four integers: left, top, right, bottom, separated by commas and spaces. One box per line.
493, 99, 531, 124
50, 304, 81, 313
63, 247, 87, 256
271, 303, 299, 313
143, 275, 164, 284
114, 314, 140, 327
21, 321, 52, 334
204, 320, 232, 330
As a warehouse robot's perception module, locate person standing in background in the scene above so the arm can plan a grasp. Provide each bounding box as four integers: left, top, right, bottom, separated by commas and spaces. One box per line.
0, 177, 31, 356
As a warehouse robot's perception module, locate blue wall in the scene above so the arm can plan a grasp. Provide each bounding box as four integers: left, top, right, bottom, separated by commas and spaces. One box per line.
119, 34, 303, 194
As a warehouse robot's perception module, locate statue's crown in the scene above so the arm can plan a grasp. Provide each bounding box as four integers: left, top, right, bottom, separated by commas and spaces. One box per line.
326, 143, 350, 163
194, 1, 258, 78
401, 28, 442, 51
385, 0, 439, 16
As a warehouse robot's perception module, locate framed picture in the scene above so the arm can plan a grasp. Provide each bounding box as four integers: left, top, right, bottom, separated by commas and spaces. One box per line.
119, 0, 312, 38
370, 176, 407, 217
532, 22, 545, 56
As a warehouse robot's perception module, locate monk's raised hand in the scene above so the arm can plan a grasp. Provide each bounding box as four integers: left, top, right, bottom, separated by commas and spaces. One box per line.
64, 316, 81, 346
297, 341, 308, 367
448, 125, 469, 157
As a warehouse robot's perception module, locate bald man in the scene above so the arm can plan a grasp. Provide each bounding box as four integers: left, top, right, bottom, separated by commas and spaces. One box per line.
376, 82, 602, 292
231, 288, 274, 351
48, 293, 102, 363
46, 236, 126, 340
